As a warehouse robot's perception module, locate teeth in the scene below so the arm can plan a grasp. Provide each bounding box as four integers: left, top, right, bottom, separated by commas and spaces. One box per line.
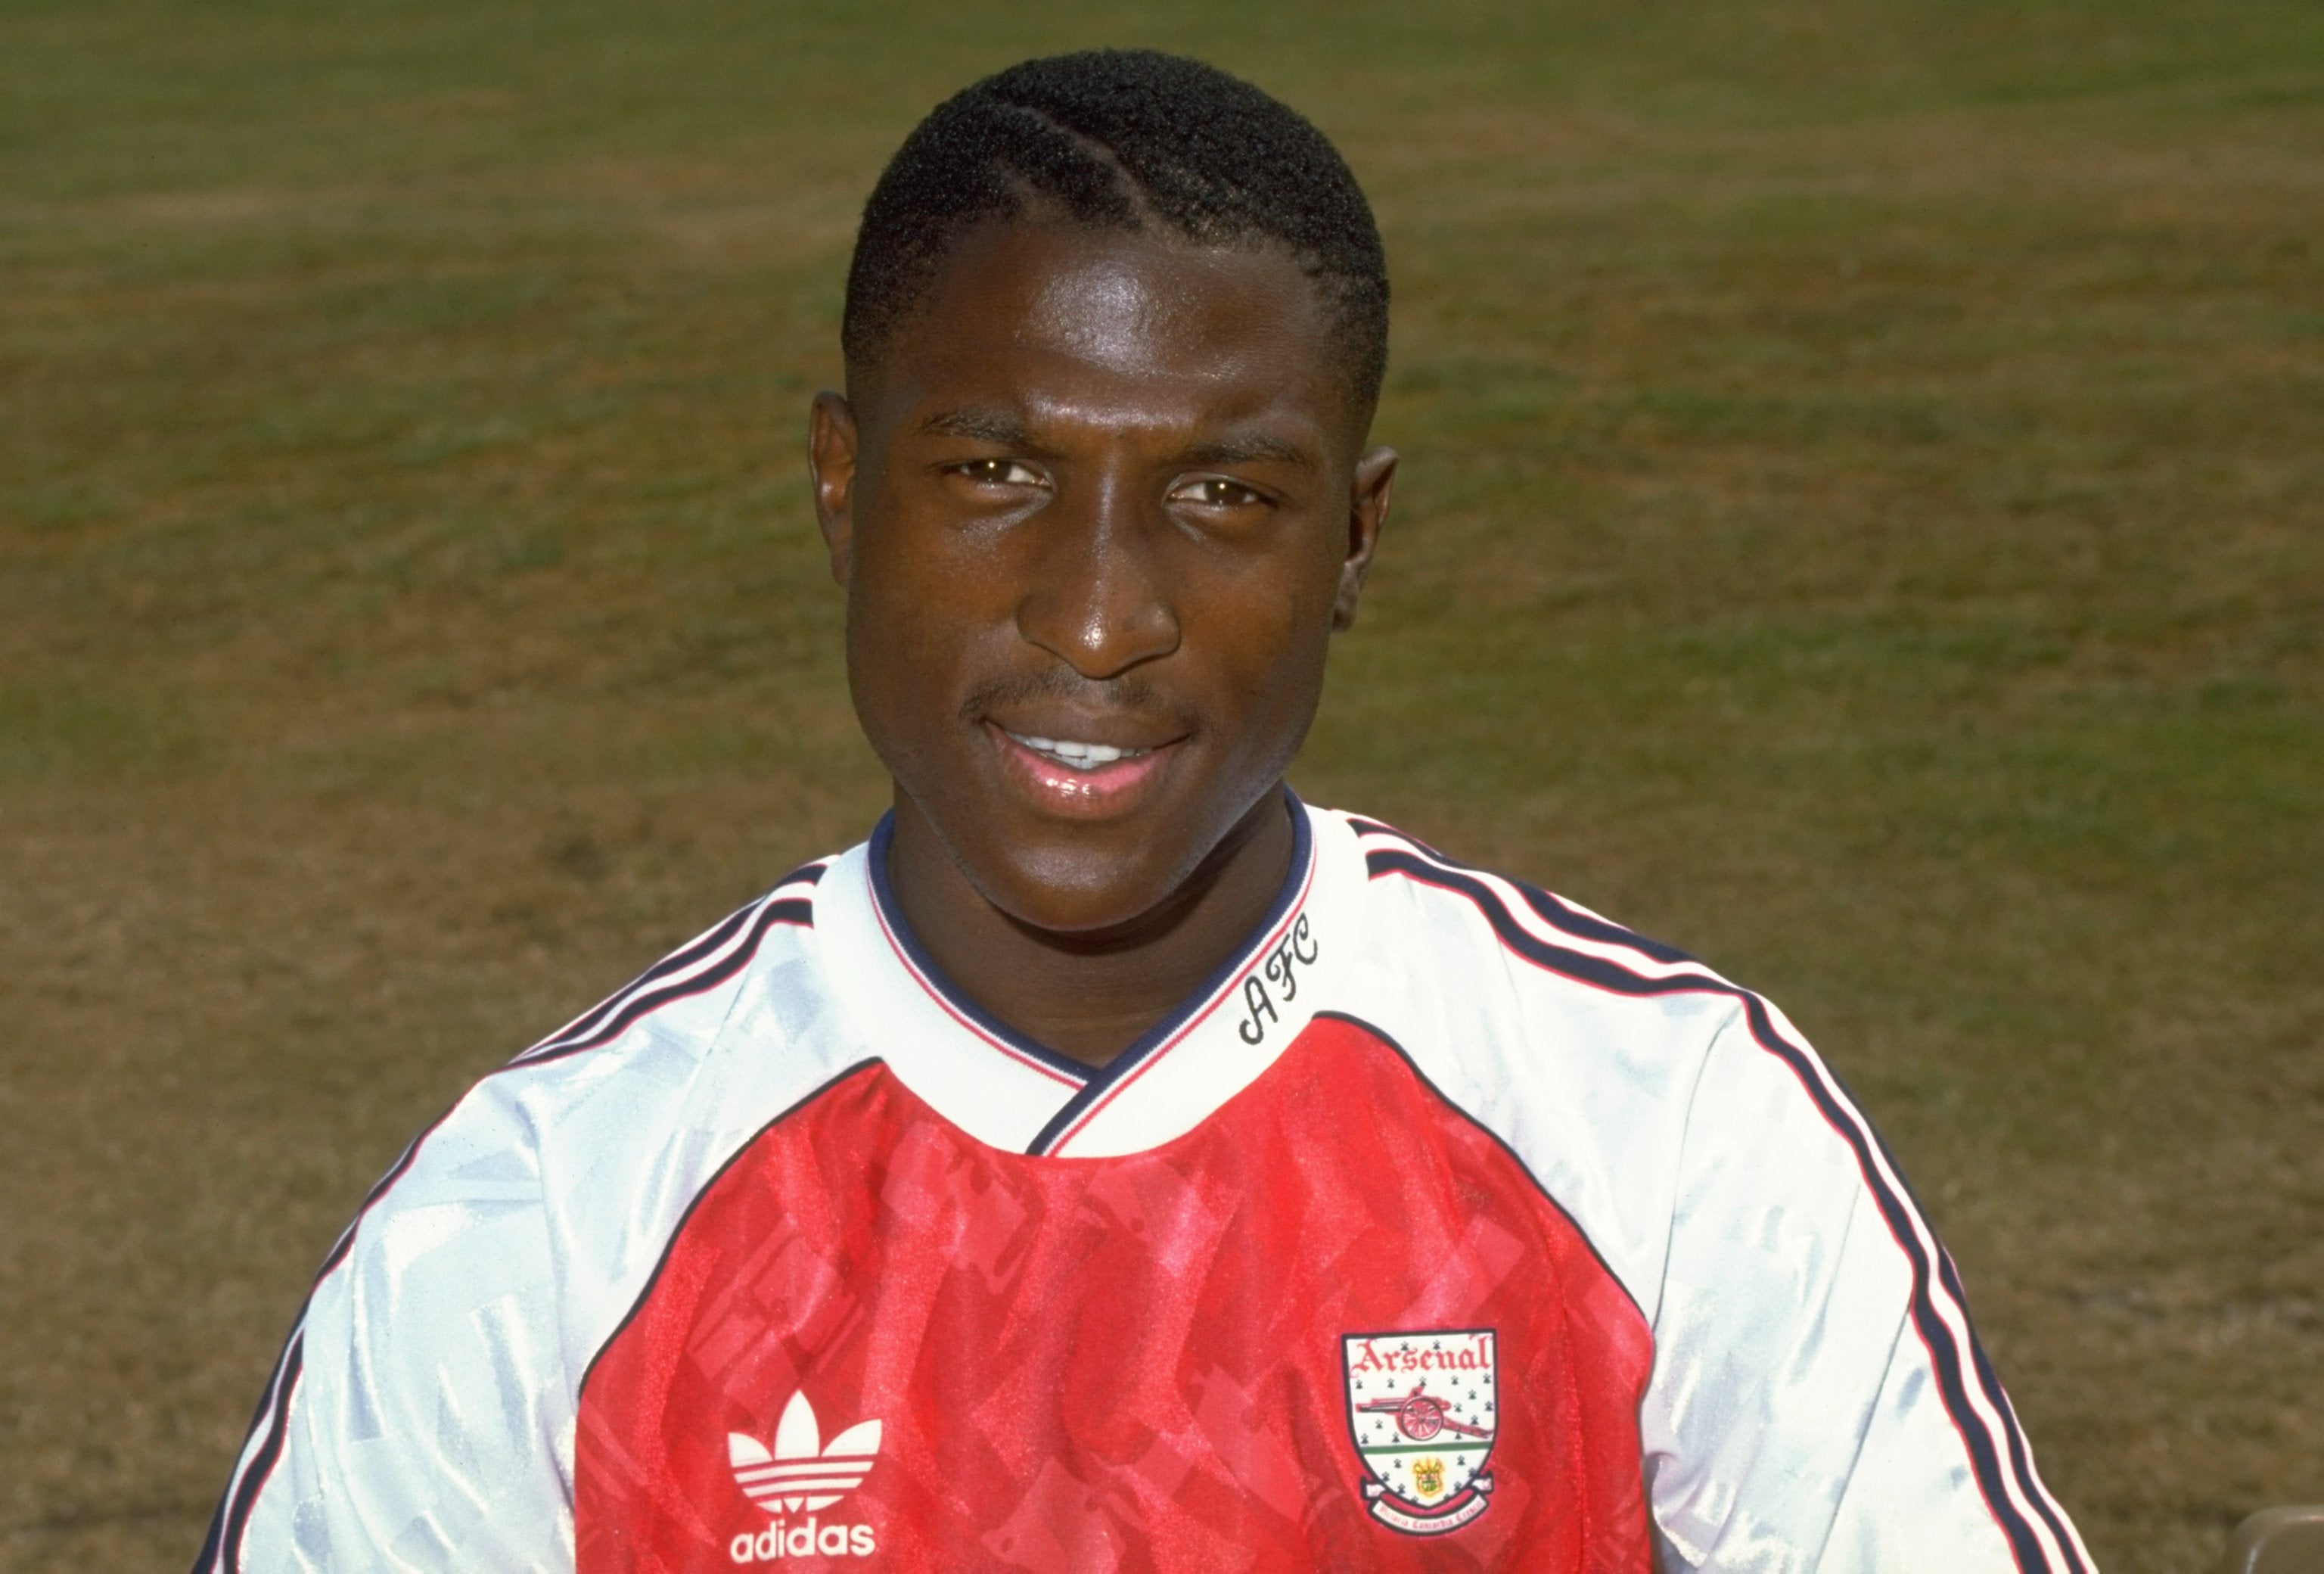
1008, 732, 1146, 770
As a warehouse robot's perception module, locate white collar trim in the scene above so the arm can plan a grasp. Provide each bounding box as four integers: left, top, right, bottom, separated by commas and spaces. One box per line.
813, 795, 1364, 1158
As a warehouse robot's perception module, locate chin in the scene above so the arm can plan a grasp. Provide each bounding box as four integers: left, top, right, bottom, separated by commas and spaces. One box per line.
975, 832, 1185, 936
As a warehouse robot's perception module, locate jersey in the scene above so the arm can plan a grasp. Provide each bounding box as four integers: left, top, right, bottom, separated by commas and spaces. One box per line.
194, 798, 2091, 1573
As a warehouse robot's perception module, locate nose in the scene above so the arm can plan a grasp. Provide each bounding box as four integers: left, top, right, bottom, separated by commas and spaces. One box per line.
1012, 473, 1181, 680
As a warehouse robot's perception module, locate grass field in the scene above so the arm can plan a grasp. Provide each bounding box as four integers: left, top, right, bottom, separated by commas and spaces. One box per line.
3, 2, 2320, 1569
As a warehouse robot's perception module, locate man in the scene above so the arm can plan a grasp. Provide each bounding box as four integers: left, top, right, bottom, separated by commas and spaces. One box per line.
198, 50, 2090, 1573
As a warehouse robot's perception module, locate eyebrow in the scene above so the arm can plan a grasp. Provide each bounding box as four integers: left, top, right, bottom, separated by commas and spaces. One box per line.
919, 409, 1034, 445
916, 409, 1315, 468
1176, 434, 1313, 467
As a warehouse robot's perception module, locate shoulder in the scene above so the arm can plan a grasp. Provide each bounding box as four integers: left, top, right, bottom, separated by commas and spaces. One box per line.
1321, 809, 1851, 1314
324, 855, 865, 1339
1329, 808, 1878, 1175
504, 858, 834, 1088
1333, 809, 1750, 1072
204, 858, 871, 1571
1306, 812, 2090, 1573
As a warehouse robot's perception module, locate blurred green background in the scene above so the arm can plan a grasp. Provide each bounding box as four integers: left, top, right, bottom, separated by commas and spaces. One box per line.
3, 2, 2319, 1569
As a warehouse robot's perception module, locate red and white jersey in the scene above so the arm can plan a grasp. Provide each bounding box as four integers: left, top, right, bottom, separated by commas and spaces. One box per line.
198, 798, 2090, 1573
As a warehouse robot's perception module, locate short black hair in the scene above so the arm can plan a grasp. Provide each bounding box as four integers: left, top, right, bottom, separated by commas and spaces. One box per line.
843, 49, 1389, 409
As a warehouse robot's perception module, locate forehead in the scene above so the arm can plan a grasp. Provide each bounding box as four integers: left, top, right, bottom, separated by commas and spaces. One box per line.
854, 221, 1357, 447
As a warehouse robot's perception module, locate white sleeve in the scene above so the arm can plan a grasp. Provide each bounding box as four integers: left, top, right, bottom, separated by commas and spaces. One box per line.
1640, 1006, 2091, 1574
194, 1090, 576, 1574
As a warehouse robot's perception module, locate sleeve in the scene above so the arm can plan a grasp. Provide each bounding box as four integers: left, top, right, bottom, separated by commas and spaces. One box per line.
192, 1089, 576, 1574
1638, 1005, 2093, 1574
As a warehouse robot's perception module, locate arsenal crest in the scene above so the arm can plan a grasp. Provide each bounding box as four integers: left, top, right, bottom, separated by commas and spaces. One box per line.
1341, 1329, 1499, 1535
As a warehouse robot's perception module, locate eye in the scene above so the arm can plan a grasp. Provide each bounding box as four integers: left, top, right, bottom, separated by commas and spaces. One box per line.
951, 458, 1044, 487
1170, 477, 1268, 509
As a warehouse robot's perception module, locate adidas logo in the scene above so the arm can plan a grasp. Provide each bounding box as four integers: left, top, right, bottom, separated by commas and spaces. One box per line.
726, 1389, 881, 1562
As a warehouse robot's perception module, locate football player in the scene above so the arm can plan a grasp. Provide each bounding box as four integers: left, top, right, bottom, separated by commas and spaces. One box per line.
198, 49, 2090, 1572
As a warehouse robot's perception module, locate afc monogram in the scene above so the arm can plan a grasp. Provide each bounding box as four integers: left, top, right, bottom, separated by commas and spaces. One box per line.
1236, 914, 1319, 1044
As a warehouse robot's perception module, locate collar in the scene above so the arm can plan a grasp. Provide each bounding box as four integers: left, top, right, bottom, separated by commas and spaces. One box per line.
813, 793, 1365, 1158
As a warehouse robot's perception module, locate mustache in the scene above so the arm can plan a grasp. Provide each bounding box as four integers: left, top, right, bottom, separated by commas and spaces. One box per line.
958, 667, 1183, 729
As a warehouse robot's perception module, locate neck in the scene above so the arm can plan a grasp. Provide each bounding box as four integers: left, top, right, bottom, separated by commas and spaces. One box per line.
881, 792, 1297, 1067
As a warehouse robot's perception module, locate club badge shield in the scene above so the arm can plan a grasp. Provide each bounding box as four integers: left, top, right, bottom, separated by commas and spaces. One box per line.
1341, 1329, 1499, 1535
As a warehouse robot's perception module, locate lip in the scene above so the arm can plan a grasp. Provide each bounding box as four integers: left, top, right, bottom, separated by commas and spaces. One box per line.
986, 721, 1181, 820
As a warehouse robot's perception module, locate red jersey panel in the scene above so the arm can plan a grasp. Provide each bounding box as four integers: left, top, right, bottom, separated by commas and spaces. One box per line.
575, 1014, 1654, 1572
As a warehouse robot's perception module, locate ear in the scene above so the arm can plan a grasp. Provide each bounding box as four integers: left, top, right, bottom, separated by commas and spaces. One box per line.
1332, 445, 1397, 631
809, 390, 860, 586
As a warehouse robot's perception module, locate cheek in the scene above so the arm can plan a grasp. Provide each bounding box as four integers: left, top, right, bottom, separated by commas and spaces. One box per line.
848, 515, 982, 668
1198, 565, 1338, 742
844, 531, 970, 756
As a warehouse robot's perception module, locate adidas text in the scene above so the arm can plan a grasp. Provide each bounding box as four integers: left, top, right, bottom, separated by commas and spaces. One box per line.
729, 1516, 876, 1561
